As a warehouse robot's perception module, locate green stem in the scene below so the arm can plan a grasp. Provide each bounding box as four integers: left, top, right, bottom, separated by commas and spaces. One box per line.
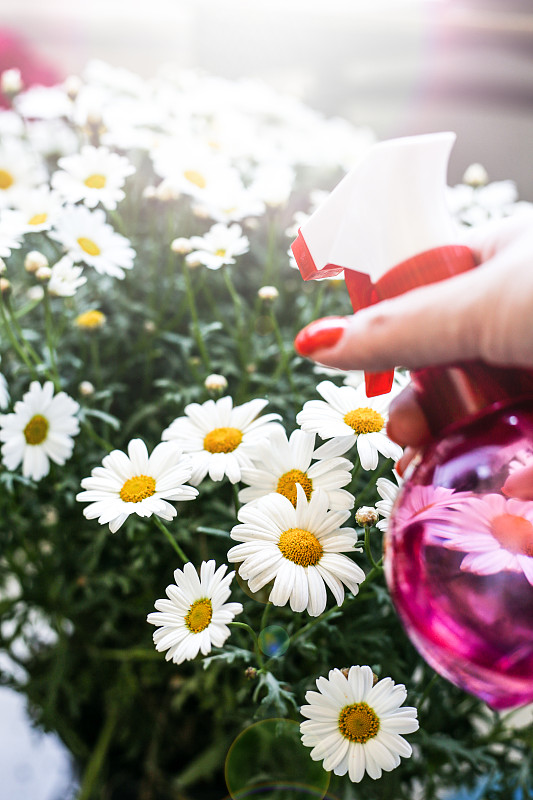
43, 288, 60, 390
260, 601, 272, 632
89, 334, 102, 387
364, 525, 381, 571
152, 515, 190, 563
230, 621, 264, 669
356, 457, 395, 505
417, 672, 439, 711
80, 419, 114, 453
182, 260, 211, 369
5, 294, 42, 366
269, 306, 300, 403
0, 292, 40, 376
232, 483, 241, 518
77, 702, 119, 800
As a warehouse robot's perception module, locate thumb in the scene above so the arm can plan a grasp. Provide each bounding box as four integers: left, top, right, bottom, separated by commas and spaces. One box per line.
294, 266, 485, 373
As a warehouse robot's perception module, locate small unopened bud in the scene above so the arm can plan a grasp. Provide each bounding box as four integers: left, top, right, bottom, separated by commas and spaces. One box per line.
142, 185, 157, 200
355, 506, 379, 527
79, 380, 95, 397
0, 278, 11, 295
26, 285, 44, 302
143, 320, 156, 334
155, 181, 179, 202
25, 250, 49, 273
170, 237, 192, 254
258, 285, 279, 301
341, 666, 379, 685
204, 373, 228, 392
35, 265, 52, 282
463, 162, 488, 188
245, 666, 258, 680
185, 254, 201, 269
1, 68, 23, 97
63, 74, 82, 101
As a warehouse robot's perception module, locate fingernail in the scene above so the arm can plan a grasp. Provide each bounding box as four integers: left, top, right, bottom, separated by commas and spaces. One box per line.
294, 317, 347, 357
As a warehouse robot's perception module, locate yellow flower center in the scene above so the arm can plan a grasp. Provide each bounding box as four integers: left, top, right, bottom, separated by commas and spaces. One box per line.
278, 527, 323, 567
28, 212, 48, 226
119, 474, 156, 503
276, 469, 313, 506
344, 407, 384, 434
185, 598, 213, 633
338, 702, 380, 743
0, 169, 14, 190
77, 237, 101, 256
75, 309, 106, 329
203, 426, 243, 454
23, 414, 49, 445
184, 169, 207, 189
84, 173, 107, 189
490, 513, 533, 557
215, 248, 227, 258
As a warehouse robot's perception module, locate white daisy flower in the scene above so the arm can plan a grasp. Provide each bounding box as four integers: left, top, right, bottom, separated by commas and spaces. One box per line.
438, 493, 533, 585
0, 209, 26, 258
151, 139, 240, 203
375, 472, 404, 533
14, 186, 64, 233
238, 427, 355, 511
0, 139, 47, 208
0, 381, 80, 481
161, 396, 282, 485
47, 256, 87, 297
76, 438, 198, 534
50, 205, 135, 279
300, 665, 419, 782
147, 559, 243, 664
194, 182, 265, 224
51, 145, 136, 210
296, 381, 403, 471
0, 371, 9, 410
185, 223, 249, 270
228, 486, 365, 617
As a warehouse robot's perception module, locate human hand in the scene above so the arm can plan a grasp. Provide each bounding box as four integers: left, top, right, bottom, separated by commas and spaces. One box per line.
294, 211, 533, 452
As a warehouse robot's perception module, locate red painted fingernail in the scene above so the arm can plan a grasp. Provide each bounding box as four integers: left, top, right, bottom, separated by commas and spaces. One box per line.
294, 317, 347, 357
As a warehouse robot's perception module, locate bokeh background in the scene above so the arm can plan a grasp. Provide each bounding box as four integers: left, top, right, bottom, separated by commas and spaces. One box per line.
2, 0, 533, 198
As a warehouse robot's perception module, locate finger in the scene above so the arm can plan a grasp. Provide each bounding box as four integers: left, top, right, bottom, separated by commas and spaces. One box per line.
385, 385, 431, 448
294, 266, 483, 372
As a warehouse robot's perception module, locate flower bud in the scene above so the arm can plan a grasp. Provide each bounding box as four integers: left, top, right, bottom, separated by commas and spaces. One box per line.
1, 68, 23, 97
204, 373, 228, 392
258, 285, 279, 301
35, 265, 52, 282
355, 506, 379, 527
25, 251, 49, 273
170, 237, 192, 254
0, 278, 11, 295
63, 74, 82, 101
463, 162, 489, 188
79, 380, 95, 397
75, 309, 106, 330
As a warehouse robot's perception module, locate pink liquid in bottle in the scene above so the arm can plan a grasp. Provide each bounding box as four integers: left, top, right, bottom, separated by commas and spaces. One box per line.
385, 376, 533, 709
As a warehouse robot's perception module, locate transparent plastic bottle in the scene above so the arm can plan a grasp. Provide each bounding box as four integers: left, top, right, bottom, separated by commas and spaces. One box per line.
385, 362, 533, 709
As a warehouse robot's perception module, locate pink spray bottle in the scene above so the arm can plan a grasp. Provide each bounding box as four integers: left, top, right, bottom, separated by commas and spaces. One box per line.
291, 132, 533, 709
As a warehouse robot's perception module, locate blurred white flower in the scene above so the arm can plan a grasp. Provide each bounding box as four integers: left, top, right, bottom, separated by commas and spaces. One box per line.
185, 223, 249, 270
47, 256, 87, 297
52, 145, 135, 210
50, 205, 135, 279
15, 186, 64, 233
0, 139, 47, 207
0, 209, 26, 258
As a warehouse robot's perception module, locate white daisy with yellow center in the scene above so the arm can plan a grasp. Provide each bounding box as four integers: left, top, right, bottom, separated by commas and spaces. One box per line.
238, 427, 355, 511
151, 138, 241, 203
76, 438, 198, 533
185, 222, 249, 271
161, 396, 282, 486
300, 665, 419, 782
0, 381, 80, 481
14, 186, 64, 233
296, 380, 403, 471
147, 560, 243, 665
51, 145, 136, 210
228, 486, 365, 616
50, 205, 135, 279
0, 139, 47, 208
